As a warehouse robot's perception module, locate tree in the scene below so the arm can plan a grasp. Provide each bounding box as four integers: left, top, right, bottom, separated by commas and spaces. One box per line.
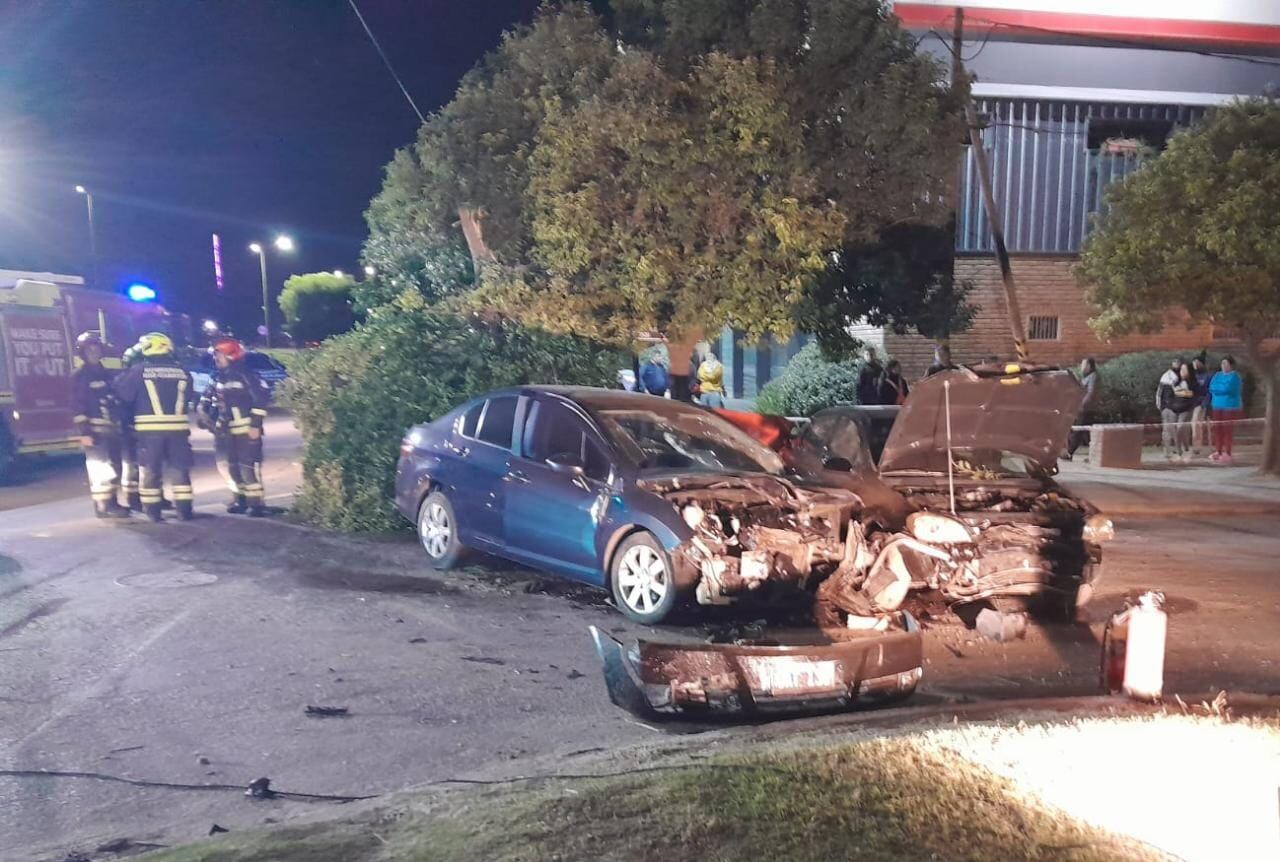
1079, 99, 1280, 474
278, 272, 357, 345
363, 0, 967, 355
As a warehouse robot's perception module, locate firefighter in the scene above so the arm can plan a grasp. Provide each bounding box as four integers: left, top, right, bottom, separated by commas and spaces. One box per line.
197, 337, 271, 515
117, 343, 144, 510
113, 332, 195, 521
70, 332, 130, 519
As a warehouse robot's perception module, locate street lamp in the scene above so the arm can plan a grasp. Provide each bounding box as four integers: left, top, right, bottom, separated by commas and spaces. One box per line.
249, 234, 295, 348
363, 265, 376, 277
74, 185, 99, 289
332, 269, 345, 278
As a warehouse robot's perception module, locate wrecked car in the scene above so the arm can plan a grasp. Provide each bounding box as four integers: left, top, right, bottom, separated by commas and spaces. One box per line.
396, 386, 926, 713
789, 364, 1113, 618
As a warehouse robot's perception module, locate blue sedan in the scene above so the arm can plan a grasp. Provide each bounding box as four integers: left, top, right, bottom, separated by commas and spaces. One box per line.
395, 386, 824, 624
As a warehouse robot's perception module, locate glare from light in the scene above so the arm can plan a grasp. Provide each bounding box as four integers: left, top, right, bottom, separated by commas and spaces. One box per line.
274, 235, 295, 253
332, 269, 345, 278
74, 184, 87, 195
363, 265, 376, 277
201, 319, 219, 334
126, 283, 157, 303
248, 242, 263, 254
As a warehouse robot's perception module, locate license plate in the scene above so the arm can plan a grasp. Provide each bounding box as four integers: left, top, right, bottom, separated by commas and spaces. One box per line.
743, 657, 839, 695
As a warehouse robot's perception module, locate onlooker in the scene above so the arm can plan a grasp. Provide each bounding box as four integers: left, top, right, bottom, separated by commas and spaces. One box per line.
926, 344, 956, 377
878, 359, 910, 405
1066, 357, 1098, 460
1168, 361, 1199, 461
1156, 358, 1183, 460
1191, 354, 1212, 453
857, 346, 884, 404
1208, 355, 1243, 462
638, 353, 669, 397
696, 349, 726, 409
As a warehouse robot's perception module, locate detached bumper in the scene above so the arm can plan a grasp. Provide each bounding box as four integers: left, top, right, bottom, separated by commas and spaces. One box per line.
589, 614, 923, 718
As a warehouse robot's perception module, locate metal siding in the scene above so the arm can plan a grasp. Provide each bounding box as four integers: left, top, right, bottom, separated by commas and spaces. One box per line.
957, 98, 1204, 253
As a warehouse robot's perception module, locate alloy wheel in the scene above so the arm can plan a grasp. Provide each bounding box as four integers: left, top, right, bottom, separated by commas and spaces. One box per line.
617, 544, 669, 615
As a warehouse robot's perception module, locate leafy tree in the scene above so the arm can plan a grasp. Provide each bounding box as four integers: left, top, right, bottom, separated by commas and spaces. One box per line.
363, 0, 967, 353
1079, 99, 1280, 473
277, 272, 357, 345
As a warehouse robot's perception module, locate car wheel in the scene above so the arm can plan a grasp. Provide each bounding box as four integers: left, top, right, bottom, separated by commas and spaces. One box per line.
610, 532, 677, 624
418, 491, 465, 570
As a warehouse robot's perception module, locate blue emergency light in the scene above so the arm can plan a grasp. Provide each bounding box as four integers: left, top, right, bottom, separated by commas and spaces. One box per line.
126, 283, 157, 302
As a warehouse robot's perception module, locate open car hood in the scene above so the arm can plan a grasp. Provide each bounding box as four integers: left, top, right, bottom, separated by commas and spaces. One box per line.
879, 366, 1084, 475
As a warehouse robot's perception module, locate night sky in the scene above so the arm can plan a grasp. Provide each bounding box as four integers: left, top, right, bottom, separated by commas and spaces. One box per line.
0, 0, 546, 335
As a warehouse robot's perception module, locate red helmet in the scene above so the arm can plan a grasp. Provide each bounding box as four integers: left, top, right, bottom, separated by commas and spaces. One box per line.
211, 337, 245, 362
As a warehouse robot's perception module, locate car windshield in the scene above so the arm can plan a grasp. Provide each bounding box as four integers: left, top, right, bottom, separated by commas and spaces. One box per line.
596, 407, 784, 475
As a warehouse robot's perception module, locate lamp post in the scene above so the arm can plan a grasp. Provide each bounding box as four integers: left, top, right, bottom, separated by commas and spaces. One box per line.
249, 234, 295, 348
74, 185, 99, 289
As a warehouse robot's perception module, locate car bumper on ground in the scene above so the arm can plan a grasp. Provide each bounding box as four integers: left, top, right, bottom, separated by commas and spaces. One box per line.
589, 613, 923, 717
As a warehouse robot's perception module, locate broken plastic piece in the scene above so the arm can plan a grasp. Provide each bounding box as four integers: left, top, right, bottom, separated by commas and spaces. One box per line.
975, 608, 1028, 642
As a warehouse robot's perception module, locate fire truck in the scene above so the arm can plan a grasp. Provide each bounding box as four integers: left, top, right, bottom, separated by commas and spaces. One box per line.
0, 270, 188, 481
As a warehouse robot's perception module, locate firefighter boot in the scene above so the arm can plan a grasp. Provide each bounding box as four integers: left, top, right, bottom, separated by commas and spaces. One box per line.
126, 492, 143, 511
226, 495, 248, 514
247, 503, 270, 518
176, 500, 195, 522
160, 496, 174, 511
95, 500, 131, 520
143, 503, 163, 523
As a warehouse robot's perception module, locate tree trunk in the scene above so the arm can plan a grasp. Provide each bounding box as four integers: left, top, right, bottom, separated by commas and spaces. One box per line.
666, 332, 703, 403
1243, 338, 1280, 476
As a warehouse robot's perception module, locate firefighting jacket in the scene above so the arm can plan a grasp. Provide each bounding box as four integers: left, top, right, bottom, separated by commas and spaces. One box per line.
70, 362, 121, 437
112, 357, 195, 434
196, 359, 270, 436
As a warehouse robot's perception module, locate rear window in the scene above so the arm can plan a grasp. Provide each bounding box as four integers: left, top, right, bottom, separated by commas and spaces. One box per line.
477, 396, 517, 448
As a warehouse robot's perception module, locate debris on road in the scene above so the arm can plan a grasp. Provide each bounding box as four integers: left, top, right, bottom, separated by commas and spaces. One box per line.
196, 755, 211, 765
409, 636, 428, 643
975, 609, 1028, 642
304, 705, 349, 718
460, 655, 504, 665
208, 824, 229, 835
245, 777, 275, 798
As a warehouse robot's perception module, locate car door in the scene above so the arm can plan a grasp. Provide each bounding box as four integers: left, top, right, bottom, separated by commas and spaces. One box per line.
503, 396, 614, 583
446, 395, 517, 546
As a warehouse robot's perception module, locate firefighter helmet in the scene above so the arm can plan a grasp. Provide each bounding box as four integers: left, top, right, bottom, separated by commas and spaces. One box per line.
74, 331, 104, 358
138, 332, 174, 357
122, 344, 144, 366
211, 337, 245, 362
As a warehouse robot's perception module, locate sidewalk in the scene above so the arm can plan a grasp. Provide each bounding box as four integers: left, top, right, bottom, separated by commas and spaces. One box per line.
1057, 446, 1280, 516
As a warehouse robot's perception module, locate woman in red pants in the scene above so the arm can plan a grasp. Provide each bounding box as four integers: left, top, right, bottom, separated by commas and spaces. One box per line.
1208, 356, 1244, 462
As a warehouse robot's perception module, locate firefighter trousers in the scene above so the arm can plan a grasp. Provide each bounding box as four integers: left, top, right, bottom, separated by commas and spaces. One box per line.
85, 434, 123, 508
121, 430, 141, 506
214, 432, 264, 505
137, 431, 194, 518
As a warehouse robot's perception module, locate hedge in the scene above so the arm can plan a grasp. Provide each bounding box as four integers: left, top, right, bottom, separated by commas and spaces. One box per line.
279, 299, 622, 532
756, 343, 865, 417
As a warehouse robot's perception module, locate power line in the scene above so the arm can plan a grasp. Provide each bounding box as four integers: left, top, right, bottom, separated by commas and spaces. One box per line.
347, 0, 426, 124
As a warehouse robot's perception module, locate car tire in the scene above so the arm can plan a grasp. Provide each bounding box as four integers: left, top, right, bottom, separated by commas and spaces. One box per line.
610, 532, 678, 625
418, 491, 466, 571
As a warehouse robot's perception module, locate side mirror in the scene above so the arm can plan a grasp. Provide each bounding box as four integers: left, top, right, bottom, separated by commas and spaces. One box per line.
823, 456, 854, 472
546, 454, 586, 477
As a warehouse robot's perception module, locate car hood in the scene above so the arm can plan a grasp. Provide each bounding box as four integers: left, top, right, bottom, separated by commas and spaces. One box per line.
879, 367, 1084, 474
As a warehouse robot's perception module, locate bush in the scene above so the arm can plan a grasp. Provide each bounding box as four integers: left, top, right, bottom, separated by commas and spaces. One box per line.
755, 343, 865, 417
279, 299, 622, 532
1094, 350, 1257, 424
278, 272, 358, 344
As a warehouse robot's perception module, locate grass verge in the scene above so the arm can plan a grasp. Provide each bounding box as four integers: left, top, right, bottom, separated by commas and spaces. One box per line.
139, 711, 1280, 862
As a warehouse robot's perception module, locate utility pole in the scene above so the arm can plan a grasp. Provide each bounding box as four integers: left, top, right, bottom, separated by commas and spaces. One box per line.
950, 8, 1029, 363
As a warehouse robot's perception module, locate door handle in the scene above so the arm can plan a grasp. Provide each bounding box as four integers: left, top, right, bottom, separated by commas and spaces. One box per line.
506, 469, 530, 484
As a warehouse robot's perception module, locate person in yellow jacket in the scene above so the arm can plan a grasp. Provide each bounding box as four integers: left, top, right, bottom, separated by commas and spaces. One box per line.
697, 350, 726, 409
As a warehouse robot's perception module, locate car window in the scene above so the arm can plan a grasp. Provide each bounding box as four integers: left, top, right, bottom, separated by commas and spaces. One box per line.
477, 396, 517, 448
802, 413, 876, 472
460, 402, 483, 438
245, 353, 270, 370
523, 399, 611, 481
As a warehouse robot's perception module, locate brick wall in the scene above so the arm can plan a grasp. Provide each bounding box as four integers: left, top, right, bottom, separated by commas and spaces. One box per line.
884, 254, 1215, 378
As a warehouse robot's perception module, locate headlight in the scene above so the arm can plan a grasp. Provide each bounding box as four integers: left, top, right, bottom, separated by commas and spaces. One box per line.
907, 512, 973, 545
1083, 514, 1115, 543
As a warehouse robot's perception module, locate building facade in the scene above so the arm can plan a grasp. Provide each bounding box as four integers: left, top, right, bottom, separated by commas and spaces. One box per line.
718, 1, 1280, 397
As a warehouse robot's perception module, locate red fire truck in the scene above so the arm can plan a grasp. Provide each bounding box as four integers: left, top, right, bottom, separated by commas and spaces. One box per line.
0, 270, 188, 481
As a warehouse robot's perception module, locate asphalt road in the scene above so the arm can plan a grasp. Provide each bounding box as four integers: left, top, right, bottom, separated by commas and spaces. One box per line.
3, 425, 1279, 859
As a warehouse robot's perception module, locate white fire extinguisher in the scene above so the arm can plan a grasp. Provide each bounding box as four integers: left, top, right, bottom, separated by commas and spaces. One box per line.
1102, 591, 1167, 701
